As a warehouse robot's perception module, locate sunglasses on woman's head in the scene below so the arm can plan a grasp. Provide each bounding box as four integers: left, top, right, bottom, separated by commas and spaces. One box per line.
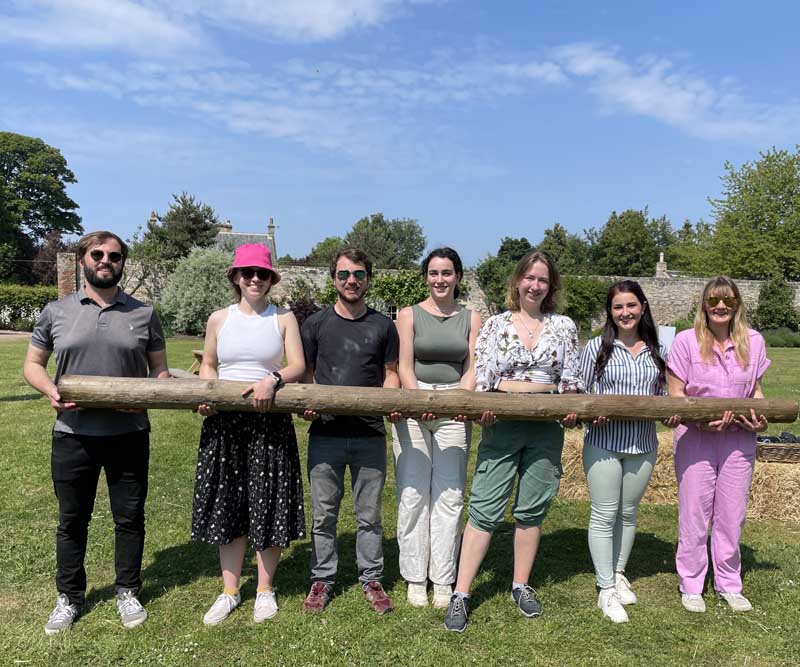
336, 269, 367, 281
706, 295, 738, 308
89, 249, 123, 263
239, 267, 271, 281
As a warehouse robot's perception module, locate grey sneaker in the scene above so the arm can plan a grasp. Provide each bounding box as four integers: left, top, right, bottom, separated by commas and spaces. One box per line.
117, 589, 148, 629
203, 592, 241, 626
443, 594, 469, 633
511, 585, 542, 618
44, 593, 80, 636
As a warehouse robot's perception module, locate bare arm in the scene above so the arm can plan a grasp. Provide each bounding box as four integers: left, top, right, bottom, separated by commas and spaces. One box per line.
396, 306, 418, 389
147, 348, 170, 379
23, 344, 76, 411
197, 310, 225, 415
277, 309, 306, 384
383, 360, 400, 389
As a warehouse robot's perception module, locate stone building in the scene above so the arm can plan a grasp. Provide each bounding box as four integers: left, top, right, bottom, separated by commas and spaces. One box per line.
215, 217, 278, 259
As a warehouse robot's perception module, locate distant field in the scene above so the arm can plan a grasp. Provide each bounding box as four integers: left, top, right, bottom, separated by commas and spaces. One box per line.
1, 338, 798, 667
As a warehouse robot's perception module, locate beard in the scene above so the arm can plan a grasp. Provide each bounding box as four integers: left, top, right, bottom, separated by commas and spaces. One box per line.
335, 283, 367, 304
83, 263, 122, 289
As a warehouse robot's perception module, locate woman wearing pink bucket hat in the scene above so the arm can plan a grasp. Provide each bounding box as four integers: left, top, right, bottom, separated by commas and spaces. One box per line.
191, 243, 306, 625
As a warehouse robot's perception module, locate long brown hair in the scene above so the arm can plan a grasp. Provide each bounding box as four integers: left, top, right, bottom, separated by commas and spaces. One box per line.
694, 276, 750, 366
504, 249, 560, 313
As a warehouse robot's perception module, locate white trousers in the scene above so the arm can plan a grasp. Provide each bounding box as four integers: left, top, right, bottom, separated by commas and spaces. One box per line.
391, 382, 471, 585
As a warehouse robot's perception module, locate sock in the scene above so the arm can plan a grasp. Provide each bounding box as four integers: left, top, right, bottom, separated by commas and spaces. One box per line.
223, 587, 239, 597
453, 591, 469, 599
512, 582, 527, 591
257, 586, 273, 594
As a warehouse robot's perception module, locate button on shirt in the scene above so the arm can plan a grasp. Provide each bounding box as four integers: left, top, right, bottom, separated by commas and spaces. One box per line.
30, 287, 166, 435
580, 336, 667, 454
667, 328, 770, 440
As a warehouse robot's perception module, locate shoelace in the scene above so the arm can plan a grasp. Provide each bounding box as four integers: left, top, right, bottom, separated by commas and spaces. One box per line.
118, 594, 144, 615
603, 591, 623, 608
49, 601, 76, 623
518, 586, 537, 604
450, 597, 465, 615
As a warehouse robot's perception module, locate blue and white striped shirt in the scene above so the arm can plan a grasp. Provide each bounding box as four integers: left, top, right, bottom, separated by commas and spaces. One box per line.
579, 336, 667, 454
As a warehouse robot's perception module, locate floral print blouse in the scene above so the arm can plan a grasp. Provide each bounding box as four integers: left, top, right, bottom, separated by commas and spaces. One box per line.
475, 311, 583, 393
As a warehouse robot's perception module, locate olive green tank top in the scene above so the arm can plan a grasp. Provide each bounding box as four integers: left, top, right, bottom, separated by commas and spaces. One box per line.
412, 304, 471, 384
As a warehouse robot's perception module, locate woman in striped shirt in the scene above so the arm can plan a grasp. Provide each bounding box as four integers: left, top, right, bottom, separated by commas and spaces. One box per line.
579, 280, 675, 623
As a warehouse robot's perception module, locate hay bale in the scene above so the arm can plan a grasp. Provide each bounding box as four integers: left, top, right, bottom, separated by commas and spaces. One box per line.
559, 431, 800, 523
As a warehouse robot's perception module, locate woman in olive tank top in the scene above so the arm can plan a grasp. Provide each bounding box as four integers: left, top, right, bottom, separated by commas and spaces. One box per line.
392, 247, 482, 608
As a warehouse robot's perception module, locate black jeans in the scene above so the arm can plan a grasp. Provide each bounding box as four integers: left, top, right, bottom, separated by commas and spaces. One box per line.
51, 430, 150, 607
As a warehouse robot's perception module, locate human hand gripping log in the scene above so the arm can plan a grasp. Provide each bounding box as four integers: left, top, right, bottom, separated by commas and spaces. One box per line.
56, 376, 800, 423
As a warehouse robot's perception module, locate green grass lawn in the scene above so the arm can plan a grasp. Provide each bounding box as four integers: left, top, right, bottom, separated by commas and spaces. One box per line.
1, 338, 799, 666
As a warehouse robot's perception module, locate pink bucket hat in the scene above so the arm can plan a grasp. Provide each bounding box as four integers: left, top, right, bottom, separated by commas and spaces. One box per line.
229, 243, 281, 283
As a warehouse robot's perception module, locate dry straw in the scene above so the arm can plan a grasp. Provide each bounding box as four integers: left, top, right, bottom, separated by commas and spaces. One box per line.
559, 431, 800, 524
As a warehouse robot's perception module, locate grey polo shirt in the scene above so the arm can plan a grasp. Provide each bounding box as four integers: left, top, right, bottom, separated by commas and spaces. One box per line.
30, 287, 166, 436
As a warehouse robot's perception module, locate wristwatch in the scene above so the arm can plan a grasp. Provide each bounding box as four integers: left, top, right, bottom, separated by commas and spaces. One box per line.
269, 371, 284, 389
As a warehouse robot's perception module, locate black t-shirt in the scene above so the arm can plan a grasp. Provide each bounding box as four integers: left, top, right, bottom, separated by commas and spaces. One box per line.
301, 305, 400, 437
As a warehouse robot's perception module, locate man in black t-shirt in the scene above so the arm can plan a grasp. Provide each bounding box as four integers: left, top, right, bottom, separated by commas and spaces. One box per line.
300, 247, 400, 615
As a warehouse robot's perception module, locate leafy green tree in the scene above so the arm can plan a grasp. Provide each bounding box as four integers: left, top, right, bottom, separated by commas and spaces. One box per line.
307, 236, 345, 267
476, 255, 513, 313
0, 132, 82, 282
160, 247, 232, 335
537, 224, 592, 274
669, 219, 717, 275
31, 231, 74, 286
592, 209, 659, 276
344, 213, 426, 269
751, 278, 800, 332
710, 147, 800, 280
497, 237, 532, 263
369, 271, 429, 310
560, 276, 614, 333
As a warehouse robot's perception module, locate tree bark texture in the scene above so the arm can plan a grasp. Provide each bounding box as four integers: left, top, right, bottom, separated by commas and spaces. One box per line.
57, 375, 800, 423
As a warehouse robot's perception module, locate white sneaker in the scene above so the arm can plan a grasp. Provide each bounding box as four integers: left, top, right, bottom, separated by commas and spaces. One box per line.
432, 584, 452, 609
203, 592, 241, 626
681, 593, 706, 613
598, 588, 628, 623
253, 590, 278, 622
406, 581, 428, 607
719, 592, 753, 612
614, 572, 637, 605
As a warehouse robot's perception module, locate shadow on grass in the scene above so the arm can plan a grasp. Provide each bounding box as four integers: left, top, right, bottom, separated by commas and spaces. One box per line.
0, 393, 41, 402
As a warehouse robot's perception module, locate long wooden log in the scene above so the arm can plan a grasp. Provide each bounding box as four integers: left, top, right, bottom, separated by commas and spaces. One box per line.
57, 376, 799, 423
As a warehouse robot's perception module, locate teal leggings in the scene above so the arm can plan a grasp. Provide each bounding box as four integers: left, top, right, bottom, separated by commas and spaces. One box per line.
582, 442, 656, 588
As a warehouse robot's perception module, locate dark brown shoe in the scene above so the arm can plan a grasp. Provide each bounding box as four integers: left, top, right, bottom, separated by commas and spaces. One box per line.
363, 581, 394, 615
303, 582, 333, 613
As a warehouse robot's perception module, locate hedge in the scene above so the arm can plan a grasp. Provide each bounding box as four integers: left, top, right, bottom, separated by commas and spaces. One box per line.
0, 285, 58, 331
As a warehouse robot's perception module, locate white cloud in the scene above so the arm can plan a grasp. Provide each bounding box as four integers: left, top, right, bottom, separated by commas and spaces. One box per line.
552, 42, 800, 144
0, 0, 205, 57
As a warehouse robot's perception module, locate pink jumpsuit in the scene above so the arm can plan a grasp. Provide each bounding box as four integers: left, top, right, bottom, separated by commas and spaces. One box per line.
667, 329, 770, 595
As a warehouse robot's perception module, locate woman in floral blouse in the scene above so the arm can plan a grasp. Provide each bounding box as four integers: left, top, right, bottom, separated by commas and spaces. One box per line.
444, 249, 582, 633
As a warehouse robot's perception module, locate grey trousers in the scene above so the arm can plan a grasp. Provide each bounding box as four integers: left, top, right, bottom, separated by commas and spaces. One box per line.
307, 434, 387, 585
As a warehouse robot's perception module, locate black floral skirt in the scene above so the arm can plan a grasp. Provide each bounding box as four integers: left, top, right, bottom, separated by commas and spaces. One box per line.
191, 412, 305, 550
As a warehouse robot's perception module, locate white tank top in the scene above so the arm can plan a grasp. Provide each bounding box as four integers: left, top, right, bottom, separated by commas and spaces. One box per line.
217, 304, 284, 382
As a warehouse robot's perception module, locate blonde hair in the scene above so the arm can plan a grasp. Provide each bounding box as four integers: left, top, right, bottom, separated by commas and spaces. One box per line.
693, 276, 750, 366
504, 249, 560, 313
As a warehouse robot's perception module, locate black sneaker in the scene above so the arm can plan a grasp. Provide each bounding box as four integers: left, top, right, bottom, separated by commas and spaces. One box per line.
443, 594, 469, 633
511, 585, 542, 618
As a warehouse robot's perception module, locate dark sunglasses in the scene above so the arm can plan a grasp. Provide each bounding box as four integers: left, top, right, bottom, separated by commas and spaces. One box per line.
89, 249, 123, 263
336, 269, 367, 281
239, 267, 272, 281
706, 296, 738, 308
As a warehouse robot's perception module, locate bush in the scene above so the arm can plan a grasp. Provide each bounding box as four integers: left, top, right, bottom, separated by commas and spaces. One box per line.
672, 318, 694, 333
762, 327, 800, 347
560, 276, 614, 333
0, 285, 58, 330
160, 247, 232, 335
369, 271, 428, 310
752, 278, 800, 331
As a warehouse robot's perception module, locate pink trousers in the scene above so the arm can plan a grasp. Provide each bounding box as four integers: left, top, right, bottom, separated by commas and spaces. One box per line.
673, 426, 755, 594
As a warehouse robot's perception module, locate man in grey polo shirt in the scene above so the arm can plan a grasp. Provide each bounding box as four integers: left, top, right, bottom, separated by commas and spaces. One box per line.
23, 230, 169, 635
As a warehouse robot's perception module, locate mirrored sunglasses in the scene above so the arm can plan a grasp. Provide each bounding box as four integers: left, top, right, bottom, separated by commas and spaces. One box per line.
706, 295, 738, 308
336, 269, 367, 281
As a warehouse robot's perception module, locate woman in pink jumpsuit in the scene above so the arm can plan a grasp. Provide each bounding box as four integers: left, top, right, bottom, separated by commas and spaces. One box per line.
666, 277, 770, 613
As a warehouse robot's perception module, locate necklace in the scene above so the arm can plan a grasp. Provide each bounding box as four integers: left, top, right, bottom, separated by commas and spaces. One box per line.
427, 299, 458, 317
515, 313, 544, 339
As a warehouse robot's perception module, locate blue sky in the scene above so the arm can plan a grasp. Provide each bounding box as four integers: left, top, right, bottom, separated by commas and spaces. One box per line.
2, 1, 799, 265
